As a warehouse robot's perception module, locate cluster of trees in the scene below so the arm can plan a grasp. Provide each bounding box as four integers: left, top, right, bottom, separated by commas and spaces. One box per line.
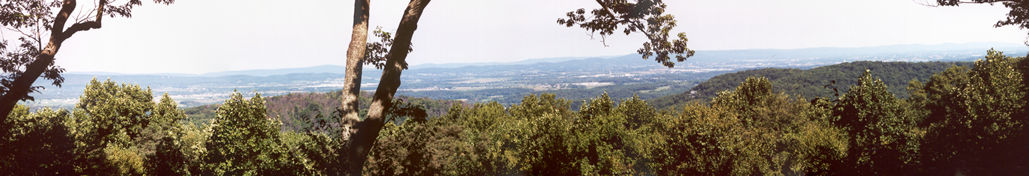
0, 79, 200, 175
0, 78, 347, 175
3, 0, 1028, 174
360, 49, 1029, 175
337, 1, 697, 173
0, 79, 462, 175
3, 0, 693, 173
184, 91, 460, 133
3, 49, 1026, 175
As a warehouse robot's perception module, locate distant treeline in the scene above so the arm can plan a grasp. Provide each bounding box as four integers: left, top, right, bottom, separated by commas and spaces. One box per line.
650, 61, 973, 109
185, 91, 462, 131
2, 50, 1028, 175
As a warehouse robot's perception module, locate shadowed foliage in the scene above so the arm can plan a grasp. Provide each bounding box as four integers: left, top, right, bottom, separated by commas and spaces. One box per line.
2, 50, 1028, 175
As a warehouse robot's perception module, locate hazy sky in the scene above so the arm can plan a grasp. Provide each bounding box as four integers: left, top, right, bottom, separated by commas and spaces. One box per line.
52, 0, 1026, 74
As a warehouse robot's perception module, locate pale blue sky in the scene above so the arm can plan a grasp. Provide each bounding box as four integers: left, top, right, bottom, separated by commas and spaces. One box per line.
52, 0, 1025, 74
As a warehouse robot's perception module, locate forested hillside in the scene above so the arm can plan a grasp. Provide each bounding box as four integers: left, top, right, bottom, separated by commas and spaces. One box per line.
30, 43, 1022, 109
5, 0, 1029, 174
3, 49, 1028, 175
650, 61, 974, 108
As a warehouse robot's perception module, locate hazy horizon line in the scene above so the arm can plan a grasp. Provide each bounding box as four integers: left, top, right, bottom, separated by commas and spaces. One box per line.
66, 41, 1028, 75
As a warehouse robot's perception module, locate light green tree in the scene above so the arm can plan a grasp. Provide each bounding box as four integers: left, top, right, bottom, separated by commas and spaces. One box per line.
145, 93, 192, 175
71, 78, 155, 175
202, 91, 311, 175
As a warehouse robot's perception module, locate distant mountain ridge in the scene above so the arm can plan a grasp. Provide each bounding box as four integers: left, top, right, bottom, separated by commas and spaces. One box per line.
68, 42, 1028, 77
414, 56, 594, 69
202, 65, 350, 77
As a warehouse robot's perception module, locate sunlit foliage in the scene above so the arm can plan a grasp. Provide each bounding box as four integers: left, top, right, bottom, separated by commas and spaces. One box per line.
3, 49, 1028, 175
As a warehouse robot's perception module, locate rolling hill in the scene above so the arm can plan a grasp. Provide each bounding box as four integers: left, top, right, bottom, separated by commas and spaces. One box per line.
649, 61, 975, 109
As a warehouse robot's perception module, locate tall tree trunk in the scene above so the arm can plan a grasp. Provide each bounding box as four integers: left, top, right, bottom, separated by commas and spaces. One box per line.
0, 48, 58, 120
341, 0, 370, 140
0, 0, 84, 119
343, 0, 430, 174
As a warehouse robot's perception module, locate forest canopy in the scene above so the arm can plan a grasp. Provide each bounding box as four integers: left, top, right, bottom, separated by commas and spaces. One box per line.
2, 49, 1027, 175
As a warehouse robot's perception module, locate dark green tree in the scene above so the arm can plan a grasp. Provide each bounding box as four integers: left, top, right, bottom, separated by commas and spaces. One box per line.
649, 102, 737, 175
0, 105, 75, 175
614, 94, 655, 131
145, 94, 190, 176
569, 93, 639, 175
508, 94, 578, 175
832, 71, 920, 175
921, 49, 1028, 174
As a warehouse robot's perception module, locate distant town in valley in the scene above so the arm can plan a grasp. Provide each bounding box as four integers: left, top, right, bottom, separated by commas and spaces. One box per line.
29, 43, 1028, 109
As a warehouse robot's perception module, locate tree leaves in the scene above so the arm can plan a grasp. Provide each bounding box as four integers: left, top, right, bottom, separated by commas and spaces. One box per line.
364, 26, 413, 70
558, 0, 694, 67
4, 49, 1029, 175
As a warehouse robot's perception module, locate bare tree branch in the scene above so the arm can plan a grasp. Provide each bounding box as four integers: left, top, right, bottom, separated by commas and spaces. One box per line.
63, 0, 105, 39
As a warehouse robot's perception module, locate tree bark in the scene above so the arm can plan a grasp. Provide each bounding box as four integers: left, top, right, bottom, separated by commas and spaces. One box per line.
343, 0, 430, 174
340, 0, 370, 140
0, 0, 100, 120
